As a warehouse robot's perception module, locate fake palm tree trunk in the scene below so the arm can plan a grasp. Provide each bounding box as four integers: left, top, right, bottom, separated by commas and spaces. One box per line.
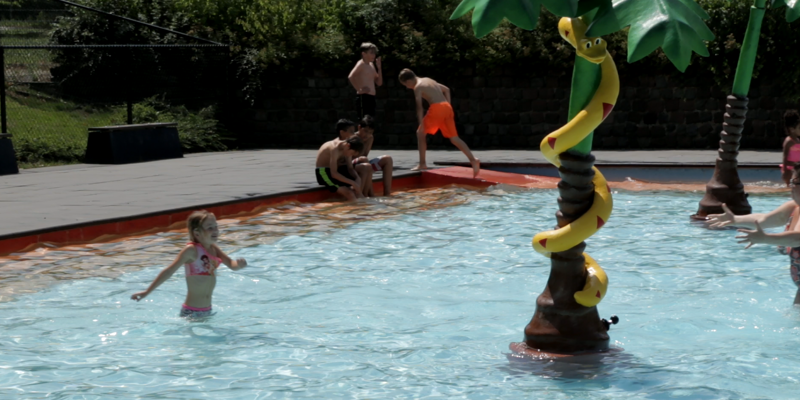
523, 150, 609, 353
696, 0, 766, 217
521, 58, 608, 354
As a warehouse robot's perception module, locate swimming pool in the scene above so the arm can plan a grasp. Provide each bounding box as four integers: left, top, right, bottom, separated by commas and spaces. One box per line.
1, 187, 799, 399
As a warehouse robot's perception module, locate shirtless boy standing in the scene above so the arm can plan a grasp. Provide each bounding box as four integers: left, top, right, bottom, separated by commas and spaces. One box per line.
315, 135, 368, 201
398, 68, 480, 177
348, 42, 383, 119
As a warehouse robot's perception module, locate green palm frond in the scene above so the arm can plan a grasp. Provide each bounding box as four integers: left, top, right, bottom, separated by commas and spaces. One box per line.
587, 0, 714, 72
450, 0, 579, 38
773, 0, 800, 22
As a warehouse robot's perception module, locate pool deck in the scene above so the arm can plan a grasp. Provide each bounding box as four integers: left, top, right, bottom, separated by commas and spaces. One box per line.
0, 149, 782, 254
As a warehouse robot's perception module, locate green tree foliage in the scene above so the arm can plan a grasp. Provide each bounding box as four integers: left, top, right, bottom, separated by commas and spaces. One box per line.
49, 0, 227, 105
47, 0, 800, 99
698, 0, 800, 96
117, 96, 229, 153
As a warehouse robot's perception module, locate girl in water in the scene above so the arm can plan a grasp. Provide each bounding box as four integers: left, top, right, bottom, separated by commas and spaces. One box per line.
780, 110, 800, 186
708, 165, 800, 304
131, 210, 248, 317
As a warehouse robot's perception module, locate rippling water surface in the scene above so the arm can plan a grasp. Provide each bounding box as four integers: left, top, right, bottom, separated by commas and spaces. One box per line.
1, 187, 799, 399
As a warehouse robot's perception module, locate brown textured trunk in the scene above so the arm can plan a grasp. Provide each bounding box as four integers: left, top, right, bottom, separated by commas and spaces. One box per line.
521, 151, 609, 354
694, 95, 752, 218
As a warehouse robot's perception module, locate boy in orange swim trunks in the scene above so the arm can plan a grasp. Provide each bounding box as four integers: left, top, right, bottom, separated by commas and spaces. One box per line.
398, 68, 480, 177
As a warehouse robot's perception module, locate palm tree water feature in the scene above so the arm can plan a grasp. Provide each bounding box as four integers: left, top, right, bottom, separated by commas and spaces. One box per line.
694, 0, 800, 219
518, 150, 614, 355
517, 16, 618, 357
451, 0, 715, 357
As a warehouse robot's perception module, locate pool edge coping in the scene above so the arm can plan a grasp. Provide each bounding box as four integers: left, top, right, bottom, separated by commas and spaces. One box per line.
2, 171, 464, 256
0, 168, 514, 256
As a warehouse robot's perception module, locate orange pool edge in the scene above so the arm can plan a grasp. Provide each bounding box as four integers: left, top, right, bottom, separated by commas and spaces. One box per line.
2, 168, 528, 256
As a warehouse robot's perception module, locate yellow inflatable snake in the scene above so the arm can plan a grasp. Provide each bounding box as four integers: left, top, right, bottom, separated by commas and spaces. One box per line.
532, 17, 618, 307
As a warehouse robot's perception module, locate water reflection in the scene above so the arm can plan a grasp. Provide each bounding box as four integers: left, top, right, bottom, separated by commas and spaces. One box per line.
0, 187, 484, 302
502, 347, 632, 379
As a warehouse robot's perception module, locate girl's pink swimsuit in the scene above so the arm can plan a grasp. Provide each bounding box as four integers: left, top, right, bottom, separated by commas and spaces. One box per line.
781, 142, 800, 172
180, 242, 222, 318
184, 242, 221, 276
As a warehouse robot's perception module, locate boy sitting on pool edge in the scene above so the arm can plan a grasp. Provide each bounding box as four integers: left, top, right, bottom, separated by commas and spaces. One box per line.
337, 115, 394, 196
316, 125, 371, 201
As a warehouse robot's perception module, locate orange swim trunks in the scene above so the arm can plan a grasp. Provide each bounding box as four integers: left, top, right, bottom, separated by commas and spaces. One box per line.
421, 102, 458, 139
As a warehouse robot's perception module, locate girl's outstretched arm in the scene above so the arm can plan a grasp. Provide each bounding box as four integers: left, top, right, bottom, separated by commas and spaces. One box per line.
737, 221, 800, 248
708, 201, 796, 229
131, 245, 196, 301
212, 244, 247, 271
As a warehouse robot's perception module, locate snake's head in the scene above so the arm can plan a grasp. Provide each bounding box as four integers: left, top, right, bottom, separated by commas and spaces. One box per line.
577, 37, 607, 63
558, 17, 607, 64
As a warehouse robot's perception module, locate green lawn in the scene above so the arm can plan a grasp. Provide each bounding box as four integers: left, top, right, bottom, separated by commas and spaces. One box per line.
8, 89, 119, 146
8, 87, 121, 169
1, 20, 119, 168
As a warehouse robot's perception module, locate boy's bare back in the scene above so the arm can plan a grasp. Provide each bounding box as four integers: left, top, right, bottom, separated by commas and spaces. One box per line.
315, 139, 347, 168
414, 77, 448, 104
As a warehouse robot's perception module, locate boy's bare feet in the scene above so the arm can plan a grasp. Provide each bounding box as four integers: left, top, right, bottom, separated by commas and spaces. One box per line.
411, 164, 429, 171
471, 158, 481, 178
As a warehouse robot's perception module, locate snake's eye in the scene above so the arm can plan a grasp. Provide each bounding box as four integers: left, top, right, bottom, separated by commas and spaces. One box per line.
595, 38, 602, 45
585, 42, 591, 49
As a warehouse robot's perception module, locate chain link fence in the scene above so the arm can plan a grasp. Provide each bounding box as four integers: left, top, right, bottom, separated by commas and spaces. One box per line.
1, 3, 230, 163
3, 45, 229, 146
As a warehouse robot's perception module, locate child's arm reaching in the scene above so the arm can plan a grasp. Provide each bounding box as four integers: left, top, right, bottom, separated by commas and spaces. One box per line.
212, 244, 247, 271
131, 246, 196, 301
708, 201, 795, 229
737, 222, 800, 248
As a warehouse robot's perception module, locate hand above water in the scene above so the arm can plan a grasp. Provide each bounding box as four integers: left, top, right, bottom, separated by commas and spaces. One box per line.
131, 291, 149, 301
736, 221, 766, 249
707, 203, 735, 228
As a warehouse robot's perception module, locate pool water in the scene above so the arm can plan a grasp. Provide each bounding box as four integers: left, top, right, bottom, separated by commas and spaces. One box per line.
2, 187, 800, 399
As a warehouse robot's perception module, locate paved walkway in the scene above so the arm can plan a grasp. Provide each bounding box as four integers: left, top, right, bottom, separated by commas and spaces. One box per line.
0, 149, 782, 238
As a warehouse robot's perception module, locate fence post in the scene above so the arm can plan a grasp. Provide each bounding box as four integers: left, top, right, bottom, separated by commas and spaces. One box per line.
1, 47, 6, 134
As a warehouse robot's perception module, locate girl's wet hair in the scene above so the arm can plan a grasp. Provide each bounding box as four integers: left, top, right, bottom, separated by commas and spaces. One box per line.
187, 210, 213, 242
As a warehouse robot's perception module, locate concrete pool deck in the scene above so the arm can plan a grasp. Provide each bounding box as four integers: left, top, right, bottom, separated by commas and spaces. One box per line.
0, 149, 785, 254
